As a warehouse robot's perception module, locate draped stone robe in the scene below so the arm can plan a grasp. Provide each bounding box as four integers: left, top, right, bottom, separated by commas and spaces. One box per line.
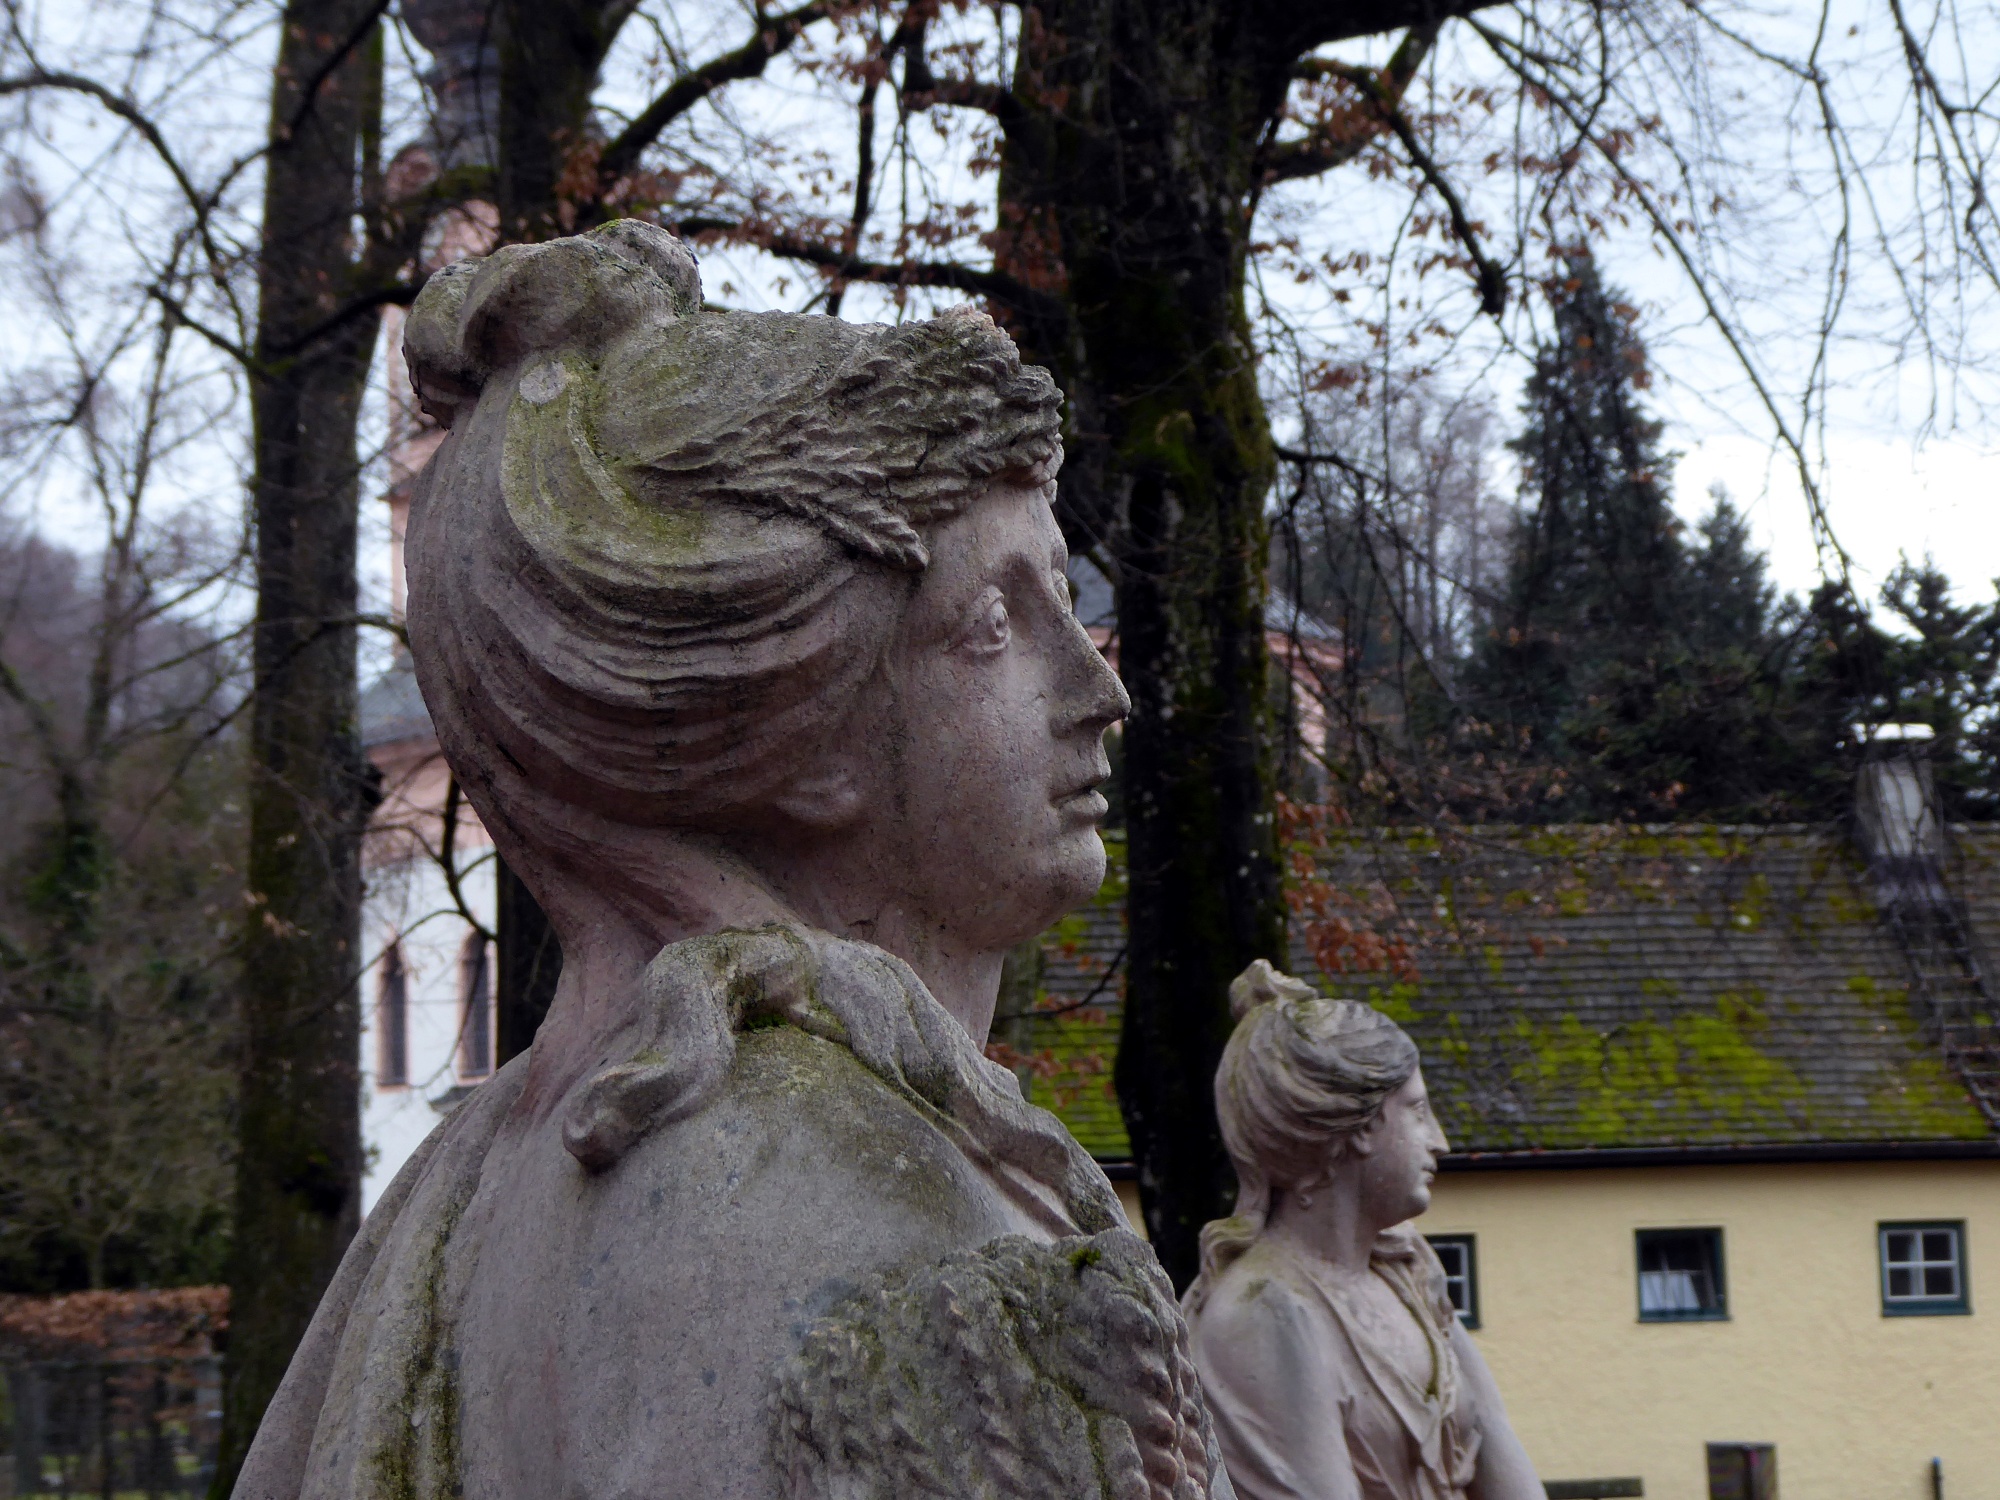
233, 926, 1225, 1500
1187, 1229, 1480, 1500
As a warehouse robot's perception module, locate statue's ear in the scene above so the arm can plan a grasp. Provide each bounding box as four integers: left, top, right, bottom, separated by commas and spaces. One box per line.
1347, 1114, 1385, 1159
770, 751, 868, 830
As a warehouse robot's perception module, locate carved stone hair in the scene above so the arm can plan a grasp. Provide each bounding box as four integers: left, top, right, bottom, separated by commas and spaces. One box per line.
1185, 961, 1420, 1309
400, 219, 1064, 841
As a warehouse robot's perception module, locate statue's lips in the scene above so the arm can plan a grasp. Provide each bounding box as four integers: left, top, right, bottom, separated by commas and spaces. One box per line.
1054, 761, 1111, 804
1055, 786, 1110, 822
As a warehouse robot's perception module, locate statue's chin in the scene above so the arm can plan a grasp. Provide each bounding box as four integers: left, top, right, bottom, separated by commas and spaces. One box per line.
1022, 830, 1111, 932
926, 829, 1109, 957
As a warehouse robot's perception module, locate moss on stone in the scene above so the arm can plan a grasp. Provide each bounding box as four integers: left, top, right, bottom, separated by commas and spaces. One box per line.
367, 1194, 465, 1500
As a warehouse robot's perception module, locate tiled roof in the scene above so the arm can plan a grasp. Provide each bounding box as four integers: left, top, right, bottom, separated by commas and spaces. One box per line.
1001, 841, 1132, 1160
359, 655, 434, 749
1023, 826, 2000, 1160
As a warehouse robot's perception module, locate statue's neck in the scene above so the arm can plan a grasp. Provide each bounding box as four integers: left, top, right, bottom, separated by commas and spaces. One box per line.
507, 827, 1005, 1111
1265, 1170, 1386, 1278
767, 896, 1007, 1043
504, 827, 786, 1110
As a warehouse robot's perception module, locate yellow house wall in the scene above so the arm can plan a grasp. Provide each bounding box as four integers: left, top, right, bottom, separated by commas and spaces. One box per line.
1424, 1161, 2000, 1500
1115, 1178, 1146, 1235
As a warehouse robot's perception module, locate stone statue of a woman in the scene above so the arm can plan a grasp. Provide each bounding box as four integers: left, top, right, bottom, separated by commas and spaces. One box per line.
234, 221, 1224, 1500
1183, 962, 1542, 1500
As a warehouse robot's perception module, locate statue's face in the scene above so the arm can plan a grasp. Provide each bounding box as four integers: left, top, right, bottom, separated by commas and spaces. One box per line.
795, 483, 1128, 981
1355, 1068, 1450, 1227
879, 483, 1129, 938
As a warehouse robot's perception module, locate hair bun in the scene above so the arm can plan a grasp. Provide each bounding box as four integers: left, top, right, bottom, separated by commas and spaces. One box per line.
404, 219, 702, 429
1226, 958, 1318, 1021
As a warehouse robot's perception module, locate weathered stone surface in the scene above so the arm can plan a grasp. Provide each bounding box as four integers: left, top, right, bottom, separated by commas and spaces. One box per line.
232, 220, 1223, 1500
775, 1230, 1221, 1500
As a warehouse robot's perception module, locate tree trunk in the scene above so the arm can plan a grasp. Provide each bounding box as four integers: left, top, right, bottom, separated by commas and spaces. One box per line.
216, 6, 384, 1490
496, 0, 631, 241
495, 857, 561, 1064
1001, 1, 1295, 1288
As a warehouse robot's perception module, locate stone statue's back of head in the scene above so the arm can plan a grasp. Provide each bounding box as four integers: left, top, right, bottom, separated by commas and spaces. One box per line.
400, 220, 1063, 847
1189, 960, 1419, 1305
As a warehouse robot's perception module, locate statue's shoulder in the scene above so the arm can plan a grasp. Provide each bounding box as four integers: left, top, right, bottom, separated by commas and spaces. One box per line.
1200, 1237, 1323, 1325
614, 1018, 1040, 1249
557, 923, 1124, 1235
1188, 1239, 1343, 1416
229, 1053, 530, 1500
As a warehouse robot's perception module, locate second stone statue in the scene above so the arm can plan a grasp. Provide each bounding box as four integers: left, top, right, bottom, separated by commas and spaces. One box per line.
1184, 960, 1543, 1500
231, 221, 1225, 1500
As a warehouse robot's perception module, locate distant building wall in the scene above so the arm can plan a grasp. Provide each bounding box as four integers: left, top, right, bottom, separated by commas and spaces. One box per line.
1426, 1160, 2000, 1500
358, 831, 495, 1213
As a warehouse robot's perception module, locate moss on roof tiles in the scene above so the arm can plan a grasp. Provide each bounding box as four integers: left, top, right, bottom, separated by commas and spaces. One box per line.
1021, 1013, 1129, 1160
1023, 823, 1996, 1161
1006, 835, 1131, 1159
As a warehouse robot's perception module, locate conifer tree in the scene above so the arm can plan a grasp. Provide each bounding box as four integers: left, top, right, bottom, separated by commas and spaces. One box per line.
1476, 251, 1679, 808
1797, 561, 2000, 820
1474, 252, 1793, 819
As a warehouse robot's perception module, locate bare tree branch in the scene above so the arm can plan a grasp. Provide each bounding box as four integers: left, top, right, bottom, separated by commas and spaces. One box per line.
898, 14, 1021, 128
1371, 92, 1507, 316
825, 37, 885, 320
145, 286, 253, 366
1271, 0, 1509, 54
595, 0, 831, 199
439, 772, 496, 948
1281, 43, 1506, 316
1470, 15, 1851, 576
1264, 21, 1439, 183
0, 71, 207, 228
675, 216, 1066, 324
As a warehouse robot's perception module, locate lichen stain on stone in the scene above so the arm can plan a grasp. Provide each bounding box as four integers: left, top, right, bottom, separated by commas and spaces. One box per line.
368, 1195, 466, 1500
501, 354, 711, 580
731, 1028, 979, 1230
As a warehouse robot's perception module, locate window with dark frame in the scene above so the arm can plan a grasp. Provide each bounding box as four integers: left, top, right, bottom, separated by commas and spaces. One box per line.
1636, 1228, 1727, 1321
459, 932, 494, 1080
377, 942, 409, 1088
1879, 1222, 1969, 1316
1706, 1443, 1776, 1500
1425, 1235, 1479, 1327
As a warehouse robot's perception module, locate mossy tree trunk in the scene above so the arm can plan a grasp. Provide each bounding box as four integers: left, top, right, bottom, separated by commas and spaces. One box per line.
993, 0, 1291, 1289
994, 0, 1463, 1288
217, 4, 386, 1490
495, 0, 634, 243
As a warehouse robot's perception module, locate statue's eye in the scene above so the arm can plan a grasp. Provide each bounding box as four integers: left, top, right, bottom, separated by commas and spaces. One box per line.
962, 589, 1011, 654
